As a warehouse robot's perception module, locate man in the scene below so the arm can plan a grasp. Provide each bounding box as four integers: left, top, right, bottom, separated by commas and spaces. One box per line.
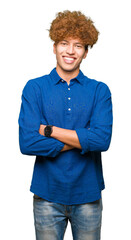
19, 10, 113, 240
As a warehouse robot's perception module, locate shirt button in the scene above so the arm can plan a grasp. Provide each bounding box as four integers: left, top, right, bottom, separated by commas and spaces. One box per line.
61, 79, 64, 82
68, 88, 70, 90
68, 97, 71, 100
68, 108, 71, 111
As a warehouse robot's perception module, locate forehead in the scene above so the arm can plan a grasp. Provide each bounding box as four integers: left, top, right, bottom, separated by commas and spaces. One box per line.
60, 38, 84, 44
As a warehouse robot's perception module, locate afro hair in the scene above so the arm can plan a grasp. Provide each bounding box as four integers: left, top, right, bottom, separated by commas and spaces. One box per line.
49, 10, 99, 48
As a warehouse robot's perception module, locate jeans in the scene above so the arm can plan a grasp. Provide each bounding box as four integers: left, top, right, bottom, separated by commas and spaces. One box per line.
33, 196, 102, 240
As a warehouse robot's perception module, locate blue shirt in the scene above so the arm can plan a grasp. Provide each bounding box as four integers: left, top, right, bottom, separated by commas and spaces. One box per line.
19, 68, 113, 205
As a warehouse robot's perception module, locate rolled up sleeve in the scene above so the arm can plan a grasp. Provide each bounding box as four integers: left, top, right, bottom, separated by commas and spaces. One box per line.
76, 82, 113, 154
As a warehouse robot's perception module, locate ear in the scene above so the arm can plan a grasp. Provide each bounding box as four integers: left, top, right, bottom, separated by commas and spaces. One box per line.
53, 43, 56, 54
83, 49, 88, 59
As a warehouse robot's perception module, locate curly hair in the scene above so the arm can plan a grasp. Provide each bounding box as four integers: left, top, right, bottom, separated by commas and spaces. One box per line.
49, 10, 99, 48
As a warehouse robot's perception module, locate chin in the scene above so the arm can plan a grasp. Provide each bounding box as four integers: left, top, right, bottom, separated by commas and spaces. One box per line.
62, 65, 79, 73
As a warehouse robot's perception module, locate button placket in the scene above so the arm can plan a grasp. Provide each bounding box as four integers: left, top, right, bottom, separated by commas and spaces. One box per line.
67, 86, 72, 114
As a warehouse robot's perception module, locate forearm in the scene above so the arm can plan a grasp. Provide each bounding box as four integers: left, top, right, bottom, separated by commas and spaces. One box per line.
52, 126, 81, 149
39, 125, 82, 149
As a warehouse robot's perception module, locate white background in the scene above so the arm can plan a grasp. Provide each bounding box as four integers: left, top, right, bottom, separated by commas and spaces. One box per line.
0, 0, 131, 239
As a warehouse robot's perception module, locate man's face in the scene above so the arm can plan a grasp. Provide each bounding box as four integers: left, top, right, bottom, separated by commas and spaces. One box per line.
53, 38, 88, 74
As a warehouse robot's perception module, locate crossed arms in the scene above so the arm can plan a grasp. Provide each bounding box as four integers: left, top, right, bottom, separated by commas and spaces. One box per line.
19, 80, 113, 157
39, 125, 81, 152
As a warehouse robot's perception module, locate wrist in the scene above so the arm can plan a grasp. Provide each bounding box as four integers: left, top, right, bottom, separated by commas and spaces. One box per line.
44, 125, 53, 137
50, 126, 62, 138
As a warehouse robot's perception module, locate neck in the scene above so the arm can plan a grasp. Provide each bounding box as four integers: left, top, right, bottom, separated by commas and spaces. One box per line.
56, 65, 79, 85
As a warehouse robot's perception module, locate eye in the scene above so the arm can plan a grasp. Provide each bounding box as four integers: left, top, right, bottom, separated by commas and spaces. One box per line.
61, 41, 68, 46
76, 44, 83, 48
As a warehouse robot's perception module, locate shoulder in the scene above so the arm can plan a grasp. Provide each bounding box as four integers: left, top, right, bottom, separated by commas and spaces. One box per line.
26, 74, 49, 88
83, 75, 111, 96
22, 74, 50, 94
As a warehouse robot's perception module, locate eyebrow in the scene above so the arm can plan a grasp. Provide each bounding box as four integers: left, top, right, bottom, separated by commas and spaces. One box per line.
62, 40, 83, 45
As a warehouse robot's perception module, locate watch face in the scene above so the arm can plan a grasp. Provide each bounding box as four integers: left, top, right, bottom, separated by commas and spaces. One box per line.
45, 125, 52, 137
46, 126, 51, 134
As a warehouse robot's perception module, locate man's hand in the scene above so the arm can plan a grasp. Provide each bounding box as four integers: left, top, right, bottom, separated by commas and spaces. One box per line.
61, 144, 74, 152
39, 124, 46, 136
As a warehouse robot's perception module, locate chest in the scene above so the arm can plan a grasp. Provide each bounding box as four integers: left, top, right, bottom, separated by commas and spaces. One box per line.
40, 82, 95, 128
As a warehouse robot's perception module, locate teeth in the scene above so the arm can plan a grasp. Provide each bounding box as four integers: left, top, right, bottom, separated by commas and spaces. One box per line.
64, 57, 74, 61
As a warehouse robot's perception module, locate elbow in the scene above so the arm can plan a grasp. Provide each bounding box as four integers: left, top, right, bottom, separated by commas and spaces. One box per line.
19, 142, 30, 155
101, 142, 110, 152
100, 136, 112, 152
97, 126, 112, 152
19, 128, 31, 155
19, 137, 32, 155
19, 127, 37, 155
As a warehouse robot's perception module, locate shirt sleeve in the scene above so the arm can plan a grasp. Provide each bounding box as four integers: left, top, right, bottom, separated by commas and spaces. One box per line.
75, 82, 113, 154
18, 80, 64, 157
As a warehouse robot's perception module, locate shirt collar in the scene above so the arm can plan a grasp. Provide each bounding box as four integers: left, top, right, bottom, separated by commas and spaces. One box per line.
50, 68, 85, 85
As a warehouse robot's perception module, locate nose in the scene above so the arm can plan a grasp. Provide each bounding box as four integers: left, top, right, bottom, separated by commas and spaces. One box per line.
66, 44, 75, 54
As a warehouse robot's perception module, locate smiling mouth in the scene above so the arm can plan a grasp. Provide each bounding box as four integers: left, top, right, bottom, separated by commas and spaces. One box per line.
63, 56, 76, 64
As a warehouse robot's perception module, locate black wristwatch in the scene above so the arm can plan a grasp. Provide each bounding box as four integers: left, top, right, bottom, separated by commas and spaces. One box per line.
44, 125, 53, 137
